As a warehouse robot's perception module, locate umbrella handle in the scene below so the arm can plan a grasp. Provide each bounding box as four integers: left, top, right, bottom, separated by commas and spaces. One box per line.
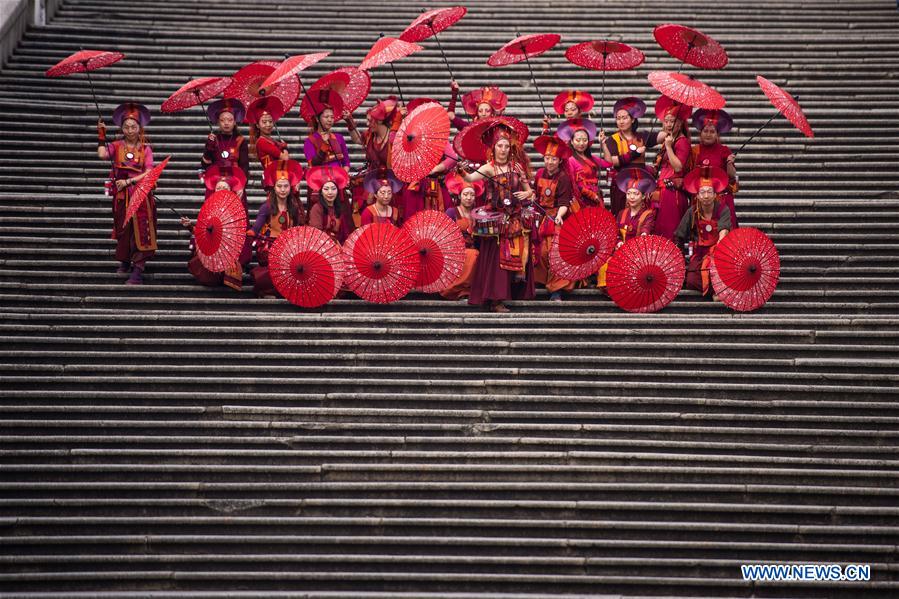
430, 25, 455, 81
735, 111, 779, 155
84, 68, 103, 120
197, 93, 215, 133
389, 62, 406, 104
290, 53, 319, 126
152, 193, 185, 219
521, 52, 547, 118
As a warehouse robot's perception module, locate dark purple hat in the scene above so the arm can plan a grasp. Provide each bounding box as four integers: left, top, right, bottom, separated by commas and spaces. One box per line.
557, 117, 597, 143
363, 170, 403, 194
615, 167, 657, 196
613, 97, 646, 119
692, 108, 733, 134
207, 98, 246, 124
112, 102, 151, 127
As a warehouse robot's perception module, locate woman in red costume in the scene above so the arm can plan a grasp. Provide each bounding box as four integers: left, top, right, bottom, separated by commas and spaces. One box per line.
447, 82, 508, 131
360, 171, 403, 226
531, 135, 574, 301
688, 109, 739, 229
201, 98, 250, 213
676, 166, 732, 298
652, 96, 692, 240
597, 167, 657, 289
600, 97, 650, 216
246, 96, 288, 174
557, 118, 610, 210
440, 173, 485, 301
306, 165, 351, 244
96, 102, 156, 285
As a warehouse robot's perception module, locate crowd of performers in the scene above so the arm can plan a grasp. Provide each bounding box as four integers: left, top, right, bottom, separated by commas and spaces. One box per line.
97, 83, 740, 312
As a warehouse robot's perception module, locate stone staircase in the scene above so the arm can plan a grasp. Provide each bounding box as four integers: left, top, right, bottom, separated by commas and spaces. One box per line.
0, 0, 898, 597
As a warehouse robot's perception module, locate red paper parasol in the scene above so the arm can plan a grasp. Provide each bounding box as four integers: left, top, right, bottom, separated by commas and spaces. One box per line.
161, 76, 232, 113
402, 210, 466, 293
710, 227, 780, 312
392, 101, 451, 183
225, 61, 300, 115
400, 6, 467, 42
549, 206, 617, 281
194, 189, 248, 272
647, 71, 726, 110
487, 33, 560, 67
399, 6, 467, 79
756, 76, 814, 139
653, 24, 728, 70
565, 40, 645, 130
268, 226, 345, 308
453, 116, 529, 165
45, 49, 125, 118
45, 49, 124, 77
124, 156, 170, 224
342, 223, 420, 303
605, 235, 685, 313
259, 52, 331, 91
360, 36, 424, 71
302, 67, 371, 121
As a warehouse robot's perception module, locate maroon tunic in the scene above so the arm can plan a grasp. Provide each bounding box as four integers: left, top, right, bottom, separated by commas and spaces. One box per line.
605, 130, 650, 215
106, 140, 156, 267
688, 142, 739, 229
653, 135, 691, 240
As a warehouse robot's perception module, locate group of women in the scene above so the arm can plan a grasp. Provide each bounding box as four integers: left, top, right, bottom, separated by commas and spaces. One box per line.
97, 80, 739, 311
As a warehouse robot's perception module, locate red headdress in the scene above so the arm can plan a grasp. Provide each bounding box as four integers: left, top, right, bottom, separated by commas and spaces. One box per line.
534, 135, 572, 160
262, 159, 304, 189
684, 165, 728, 194
306, 165, 350, 191
461, 86, 508, 117
553, 90, 594, 116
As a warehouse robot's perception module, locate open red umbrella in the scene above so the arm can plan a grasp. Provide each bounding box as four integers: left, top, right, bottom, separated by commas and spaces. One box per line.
453, 115, 529, 165
268, 226, 345, 308
225, 60, 300, 115
161, 76, 232, 131
399, 6, 467, 79
647, 71, 726, 110
710, 227, 780, 312
259, 52, 331, 91
402, 210, 466, 293
392, 101, 451, 183
565, 40, 645, 129
549, 206, 617, 281
123, 155, 170, 224
359, 35, 423, 103
45, 49, 125, 118
302, 67, 371, 121
737, 76, 814, 154
605, 235, 685, 313
342, 223, 420, 303
487, 33, 560, 116
194, 189, 248, 273
653, 24, 728, 70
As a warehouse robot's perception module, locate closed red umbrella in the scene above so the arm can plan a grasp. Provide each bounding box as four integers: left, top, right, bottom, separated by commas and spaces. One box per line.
359, 36, 423, 103
710, 227, 780, 312
259, 52, 331, 91
549, 206, 617, 281
605, 235, 685, 313
392, 101, 451, 183
453, 116, 529, 165
342, 223, 420, 303
123, 156, 170, 224
487, 33, 560, 116
225, 61, 300, 115
402, 210, 466, 293
565, 40, 645, 130
734, 76, 816, 154
653, 24, 728, 70
647, 71, 726, 110
45, 49, 125, 118
268, 226, 345, 308
399, 6, 467, 79
194, 189, 248, 273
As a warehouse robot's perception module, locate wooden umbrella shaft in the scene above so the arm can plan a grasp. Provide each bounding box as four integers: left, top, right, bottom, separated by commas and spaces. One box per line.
736, 111, 779, 155
389, 62, 405, 104
430, 24, 455, 81
84, 68, 103, 119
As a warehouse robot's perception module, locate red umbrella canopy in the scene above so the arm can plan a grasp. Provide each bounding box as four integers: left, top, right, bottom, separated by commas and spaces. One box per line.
565, 40, 645, 71
402, 210, 466, 293
45, 49, 124, 77
225, 61, 300, 115
400, 6, 468, 42
359, 36, 424, 71
756, 76, 814, 139
647, 71, 726, 110
605, 235, 685, 313
269, 226, 345, 308
342, 223, 420, 303
259, 52, 331, 91
194, 189, 248, 273
653, 24, 728, 70
124, 156, 170, 224
549, 206, 617, 281
392, 101, 451, 183
161, 76, 232, 113
710, 227, 780, 312
487, 33, 560, 68
302, 67, 372, 121
453, 116, 529, 165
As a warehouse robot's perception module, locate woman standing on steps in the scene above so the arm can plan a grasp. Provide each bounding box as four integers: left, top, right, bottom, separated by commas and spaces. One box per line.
447, 82, 508, 132
347, 96, 405, 223
558, 119, 610, 210
463, 120, 536, 313
440, 173, 485, 301
302, 91, 350, 212
651, 96, 692, 240
246, 96, 288, 174
600, 97, 651, 216
97, 102, 156, 285
249, 160, 306, 298
201, 98, 250, 214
